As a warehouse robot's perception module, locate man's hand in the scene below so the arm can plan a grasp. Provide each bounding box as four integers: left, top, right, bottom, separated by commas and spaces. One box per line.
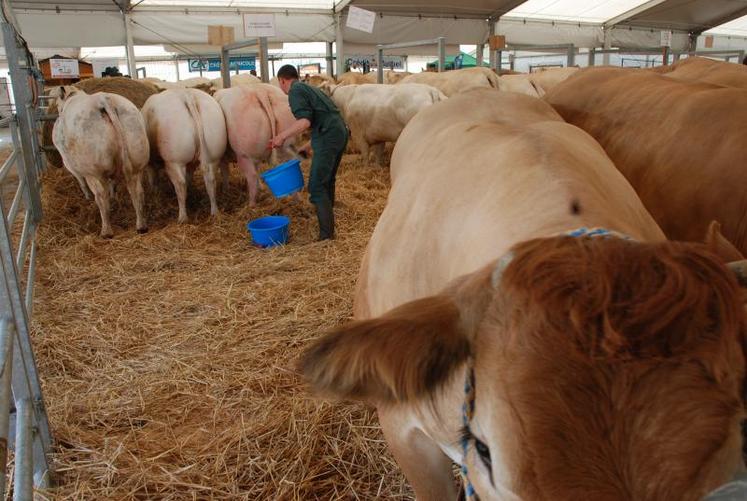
268, 135, 285, 150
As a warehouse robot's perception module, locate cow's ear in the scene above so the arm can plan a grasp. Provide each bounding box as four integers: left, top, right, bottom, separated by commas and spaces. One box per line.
704, 220, 744, 262
300, 294, 471, 404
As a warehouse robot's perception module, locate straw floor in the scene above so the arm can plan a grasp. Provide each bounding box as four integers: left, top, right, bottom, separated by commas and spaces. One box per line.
30, 155, 414, 499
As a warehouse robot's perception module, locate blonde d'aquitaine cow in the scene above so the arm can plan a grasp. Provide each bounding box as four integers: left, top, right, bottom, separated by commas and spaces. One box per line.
497, 67, 579, 97
214, 83, 299, 205
52, 87, 149, 238
301, 90, 747, 500
141, 88, 227, 222
399, 67, 499, 96
654, 56, 747, 90
325, 82, 447, 165
545, 66, 747, 255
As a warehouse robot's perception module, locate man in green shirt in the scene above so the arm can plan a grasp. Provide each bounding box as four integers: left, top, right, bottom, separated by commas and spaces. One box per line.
269, 65, 348, 241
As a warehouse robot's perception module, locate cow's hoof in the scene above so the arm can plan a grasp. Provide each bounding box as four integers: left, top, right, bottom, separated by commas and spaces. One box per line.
101, 233, 114, 240
137, 227, 149, 234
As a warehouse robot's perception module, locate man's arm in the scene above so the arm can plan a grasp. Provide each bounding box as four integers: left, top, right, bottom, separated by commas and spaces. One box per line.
270, 118, 310, 149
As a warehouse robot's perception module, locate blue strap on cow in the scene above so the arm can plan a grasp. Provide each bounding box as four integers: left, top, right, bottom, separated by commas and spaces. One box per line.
460, 367, 478, 500
460, 227, 631, 499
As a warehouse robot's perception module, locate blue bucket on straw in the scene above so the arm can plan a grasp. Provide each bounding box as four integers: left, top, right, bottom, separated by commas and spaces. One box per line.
260, 159, 304, 198
247, 216, 290, 248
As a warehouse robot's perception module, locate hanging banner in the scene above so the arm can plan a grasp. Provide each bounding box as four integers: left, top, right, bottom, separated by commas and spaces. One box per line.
188, 56, 256, 73
50, 58, 80, 79
243, 14, 276, 38
346, 6, 376, 34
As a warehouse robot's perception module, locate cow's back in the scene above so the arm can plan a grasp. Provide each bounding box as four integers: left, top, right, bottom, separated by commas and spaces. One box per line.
359, 89, 662, 316
546, 67, 747, 253
659, 57, 747, 89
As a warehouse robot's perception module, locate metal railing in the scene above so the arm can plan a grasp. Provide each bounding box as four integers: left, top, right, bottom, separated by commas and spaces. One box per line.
377, 37, 446, 83
0, 0, 54, 498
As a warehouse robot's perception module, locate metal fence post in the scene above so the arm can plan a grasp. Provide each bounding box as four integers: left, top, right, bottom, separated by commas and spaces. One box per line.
0, 317, 13, 497
220, 48, 231, 89
13, 398, 31, 501
258, 37, 269, 83
567, 44, 576, 67
437, 37, 446, 72
588, 47, 596, 66
376, 46, 384, 83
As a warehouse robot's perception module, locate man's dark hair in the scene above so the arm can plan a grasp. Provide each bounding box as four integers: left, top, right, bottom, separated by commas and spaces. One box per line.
277, 65, 299, 80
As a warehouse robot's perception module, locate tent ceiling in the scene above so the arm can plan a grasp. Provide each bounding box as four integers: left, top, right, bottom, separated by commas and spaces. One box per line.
12, 0, 123, 11
707, 13, 747, 36
611, 0, 747, 34
504, 0, 654, 24
348, 0, 525, 19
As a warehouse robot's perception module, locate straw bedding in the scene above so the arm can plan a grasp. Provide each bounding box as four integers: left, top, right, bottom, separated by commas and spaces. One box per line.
30, 154, 413, 499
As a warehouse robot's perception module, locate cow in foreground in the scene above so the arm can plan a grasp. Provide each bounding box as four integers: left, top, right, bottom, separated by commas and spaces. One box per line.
545, 67, 747, 255
141, 88, 227, 222
325, 83, 446, 165
52, 87, 148, 238
214, 83, 299, 205
301, 90, 746, 500
399, 67, 499, 96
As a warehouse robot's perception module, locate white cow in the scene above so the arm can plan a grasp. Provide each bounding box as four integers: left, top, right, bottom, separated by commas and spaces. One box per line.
141, 88, 228, 222
399, 67, 499, 96
497, 67, 579, 97
52, 87, 149, 238
325, 83, 447, 165
210, 73, 261, 91
214, 83, 299, 205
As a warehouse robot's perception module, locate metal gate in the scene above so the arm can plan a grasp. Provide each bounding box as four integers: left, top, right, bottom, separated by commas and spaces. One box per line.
0, 0, 54, 498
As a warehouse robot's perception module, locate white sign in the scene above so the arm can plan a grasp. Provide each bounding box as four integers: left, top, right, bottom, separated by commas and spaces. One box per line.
50, 58, 80, 79
346, 6, 376, 34
244, 14, 276, 37
660, 30, 672, 47
92, 59, 120, 78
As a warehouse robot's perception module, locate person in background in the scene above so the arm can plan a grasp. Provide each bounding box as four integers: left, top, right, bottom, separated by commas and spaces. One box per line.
269, 64, 348, 241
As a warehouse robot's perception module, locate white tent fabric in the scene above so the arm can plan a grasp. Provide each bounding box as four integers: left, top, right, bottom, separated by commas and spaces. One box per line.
504, 0, 653, 24
707, 14, 747, 37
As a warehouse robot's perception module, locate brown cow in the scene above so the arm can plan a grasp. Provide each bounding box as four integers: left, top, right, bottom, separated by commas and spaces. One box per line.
656, 56, 747, 89
545, 67, 747, 255
301, 90, 746, 500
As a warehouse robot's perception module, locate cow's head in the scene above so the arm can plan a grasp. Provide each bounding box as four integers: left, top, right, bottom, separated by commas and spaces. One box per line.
301, 236, 747, 499
52, 85, 81, 112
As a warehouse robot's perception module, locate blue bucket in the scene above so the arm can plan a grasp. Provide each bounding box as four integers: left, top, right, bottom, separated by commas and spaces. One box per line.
260, 159, 304, 198
247, 216, 290, 248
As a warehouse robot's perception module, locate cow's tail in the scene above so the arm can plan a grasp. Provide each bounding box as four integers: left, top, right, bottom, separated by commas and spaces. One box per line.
100, 95, 130, 172
255, 88, 278, 141
183, 90, 208, 168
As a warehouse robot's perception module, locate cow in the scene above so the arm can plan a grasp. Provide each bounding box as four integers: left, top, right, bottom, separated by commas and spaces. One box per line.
141, 88, 227, 223
337, 70, 412, 86
399, 67, 499, 96
210, 73, 262, 91
654, 56, 747, 90
497, 67, 579, 97
52, 87, 149, 238
301, 89, 747, 500
214, 83, 299, 205
176, 77, 214, 93
303, 73, 336, 87
545, 66, 747, 255
324, 83, 447, 165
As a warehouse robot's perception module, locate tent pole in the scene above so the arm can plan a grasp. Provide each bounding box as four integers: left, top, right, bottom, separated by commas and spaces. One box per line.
335, 12, 345, 76
602, 27, 612, 65
326, 42, 334, 77
123, 12, 137, 78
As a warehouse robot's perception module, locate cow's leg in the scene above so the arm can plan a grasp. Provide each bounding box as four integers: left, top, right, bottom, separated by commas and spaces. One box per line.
164, 161, 189, 223
373, 143, 386, 167
354, 132, 369, 164
86, 177, 113, 238
125, 170, 148, 234
185, 168, 194, 193
145, 165, 157, 193
237, 156, 259, 206
71, 171, 92, 200
203, 162, 219, 216
378, 409, 458, 501
219, 161, 230, 194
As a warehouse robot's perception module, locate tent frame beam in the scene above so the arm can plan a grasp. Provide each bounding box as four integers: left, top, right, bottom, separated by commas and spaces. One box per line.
604, 0, 668, 28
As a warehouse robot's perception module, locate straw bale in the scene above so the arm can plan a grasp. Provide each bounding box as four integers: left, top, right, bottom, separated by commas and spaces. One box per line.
42, 77, 160, 169
31, 154, 412, 499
